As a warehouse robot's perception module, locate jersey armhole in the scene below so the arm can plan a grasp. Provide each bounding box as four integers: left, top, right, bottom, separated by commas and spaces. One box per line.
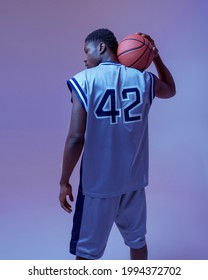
148, 72, 155, 105
67, 78, 87, 110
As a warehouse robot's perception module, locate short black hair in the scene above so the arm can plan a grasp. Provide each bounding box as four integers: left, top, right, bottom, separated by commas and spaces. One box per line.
85, 28, 118, 55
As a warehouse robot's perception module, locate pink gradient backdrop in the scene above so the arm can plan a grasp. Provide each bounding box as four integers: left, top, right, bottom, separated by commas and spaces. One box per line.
0, 0, 208, 259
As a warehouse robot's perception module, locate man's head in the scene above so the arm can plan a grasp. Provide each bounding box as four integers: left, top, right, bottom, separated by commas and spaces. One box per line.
84, 28, 118, 68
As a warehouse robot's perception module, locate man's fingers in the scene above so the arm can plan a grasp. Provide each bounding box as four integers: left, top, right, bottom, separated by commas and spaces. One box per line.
59, 183, 74, 213
59, 192, 73, 213
136, 32, 155, 45
60, 199, 72, 213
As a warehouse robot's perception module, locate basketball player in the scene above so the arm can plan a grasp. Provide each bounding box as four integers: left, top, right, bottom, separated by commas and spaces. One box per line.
59, 28, 176, 260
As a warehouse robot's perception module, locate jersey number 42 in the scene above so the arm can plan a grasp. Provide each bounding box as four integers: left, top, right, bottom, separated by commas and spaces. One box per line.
95, 88, 143, 124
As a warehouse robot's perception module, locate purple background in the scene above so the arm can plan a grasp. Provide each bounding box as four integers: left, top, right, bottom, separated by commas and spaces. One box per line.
0, 0, 208, 259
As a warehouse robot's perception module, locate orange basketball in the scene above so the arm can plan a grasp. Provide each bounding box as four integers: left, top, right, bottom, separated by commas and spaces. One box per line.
117, 33, 154, 71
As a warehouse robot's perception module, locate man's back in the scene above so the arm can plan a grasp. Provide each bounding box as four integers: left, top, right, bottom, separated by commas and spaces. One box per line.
68, 62, 155, 198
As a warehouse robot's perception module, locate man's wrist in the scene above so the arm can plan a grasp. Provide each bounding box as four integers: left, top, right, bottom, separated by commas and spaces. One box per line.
60, 179, 69, 187
153, 54, 163, 65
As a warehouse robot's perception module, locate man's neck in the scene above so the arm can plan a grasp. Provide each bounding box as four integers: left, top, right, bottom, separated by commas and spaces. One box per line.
101, 53, 119, 63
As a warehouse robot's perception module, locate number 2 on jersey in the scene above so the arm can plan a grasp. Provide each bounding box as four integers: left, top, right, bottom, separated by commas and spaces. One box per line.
95, 88, 142, 124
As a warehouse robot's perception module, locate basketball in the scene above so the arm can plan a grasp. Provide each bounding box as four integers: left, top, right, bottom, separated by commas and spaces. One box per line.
117, 33, 154, 71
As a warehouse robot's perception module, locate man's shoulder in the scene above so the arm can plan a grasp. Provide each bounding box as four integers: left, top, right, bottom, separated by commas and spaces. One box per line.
73, 66, 99, 80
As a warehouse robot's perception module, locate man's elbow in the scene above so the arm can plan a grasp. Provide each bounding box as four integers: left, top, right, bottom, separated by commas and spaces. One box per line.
167, 87, 176, 98
155, 85, 176, 99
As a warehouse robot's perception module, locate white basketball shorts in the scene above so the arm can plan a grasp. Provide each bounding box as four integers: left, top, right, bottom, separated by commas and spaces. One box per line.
70, 187, 147, 259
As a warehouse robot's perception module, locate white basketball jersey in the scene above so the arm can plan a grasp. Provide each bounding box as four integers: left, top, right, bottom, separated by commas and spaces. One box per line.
67, 62, 155, 198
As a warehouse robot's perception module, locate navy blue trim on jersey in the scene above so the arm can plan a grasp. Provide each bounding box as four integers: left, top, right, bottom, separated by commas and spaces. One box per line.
100, 61, 121, 66
148, 72, 155, 105
67, 78, 88, 110
66, 80, 74, 104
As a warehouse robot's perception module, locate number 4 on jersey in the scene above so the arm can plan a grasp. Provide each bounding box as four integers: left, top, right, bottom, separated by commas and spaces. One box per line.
95, 89, 120, 123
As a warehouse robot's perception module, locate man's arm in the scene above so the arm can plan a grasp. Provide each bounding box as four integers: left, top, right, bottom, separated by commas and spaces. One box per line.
59, 90, 86, 213
141, 33, 176, 99
153, 54, 176, 99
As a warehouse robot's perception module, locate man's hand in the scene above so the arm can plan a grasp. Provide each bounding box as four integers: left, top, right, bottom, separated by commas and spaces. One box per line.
137, 32, 159, 59
59, 183, 74, 213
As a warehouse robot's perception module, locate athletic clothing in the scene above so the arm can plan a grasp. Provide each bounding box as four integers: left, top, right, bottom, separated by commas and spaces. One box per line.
67, 62, 155, 198
70, 186, 147, 259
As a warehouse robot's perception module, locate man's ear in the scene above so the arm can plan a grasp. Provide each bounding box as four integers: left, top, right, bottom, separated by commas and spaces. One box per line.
99, 42, 106, 54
